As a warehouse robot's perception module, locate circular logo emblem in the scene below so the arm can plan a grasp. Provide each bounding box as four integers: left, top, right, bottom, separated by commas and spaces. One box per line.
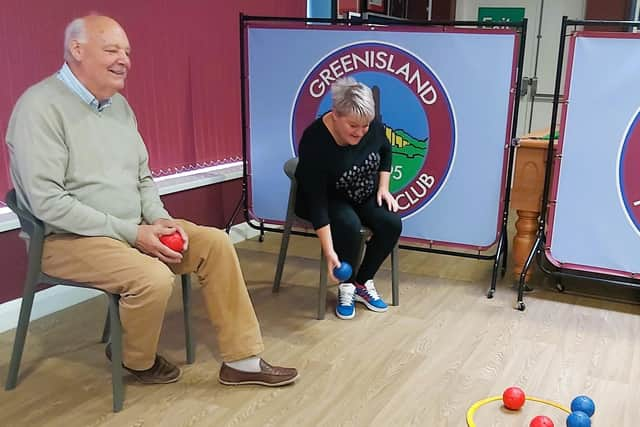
619, 110, 640, 234
291, 42, 456, 218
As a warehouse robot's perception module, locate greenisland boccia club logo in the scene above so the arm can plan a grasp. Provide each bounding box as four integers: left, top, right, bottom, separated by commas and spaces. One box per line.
619, 109, 640, 235
291, 41, 456, 218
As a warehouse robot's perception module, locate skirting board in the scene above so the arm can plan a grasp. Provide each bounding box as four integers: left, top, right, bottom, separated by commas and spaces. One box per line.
0, 222, 260, 334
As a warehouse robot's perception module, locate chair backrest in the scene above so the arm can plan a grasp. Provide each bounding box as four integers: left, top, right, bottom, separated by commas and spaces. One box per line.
283, 157, 298, 181
5, 189, 45, 240
282, 158, 300, 221
5, 189, 46, 266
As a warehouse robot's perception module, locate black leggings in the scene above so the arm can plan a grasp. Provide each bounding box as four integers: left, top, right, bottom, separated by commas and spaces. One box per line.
328, 197, 402, 284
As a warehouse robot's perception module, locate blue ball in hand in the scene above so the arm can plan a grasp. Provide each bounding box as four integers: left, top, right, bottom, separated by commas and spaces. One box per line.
570, 395, 595, 417
566, 411, 591, 427
333, 262, 352, 282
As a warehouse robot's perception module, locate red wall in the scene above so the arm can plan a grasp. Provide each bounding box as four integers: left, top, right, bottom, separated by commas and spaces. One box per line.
339, 0, 359, 15
0, 0, 305, 198
163, 180, 245, 229
430, 0, 456, 21
585, 0, 632, 30
342, 0, 456, 20
0, 229, 28, 303
586, 0, 631, 20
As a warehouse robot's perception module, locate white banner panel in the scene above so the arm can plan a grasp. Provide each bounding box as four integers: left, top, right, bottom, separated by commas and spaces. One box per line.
548, 32, 640, 275
246, 23, 517, 248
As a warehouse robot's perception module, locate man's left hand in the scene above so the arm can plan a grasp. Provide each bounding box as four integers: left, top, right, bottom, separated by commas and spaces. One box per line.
153, 218, 189, 251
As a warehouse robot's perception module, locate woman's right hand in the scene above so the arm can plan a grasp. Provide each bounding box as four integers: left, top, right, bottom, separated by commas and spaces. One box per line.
326, 250, 341, 283
316, 225, 341, 282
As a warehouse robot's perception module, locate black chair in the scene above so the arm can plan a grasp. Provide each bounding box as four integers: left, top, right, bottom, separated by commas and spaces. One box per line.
272, 158, 399, 319
4, 189, 195, 412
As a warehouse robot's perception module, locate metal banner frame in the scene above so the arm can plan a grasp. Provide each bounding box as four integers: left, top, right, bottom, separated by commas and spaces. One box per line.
230, 14, 527, 295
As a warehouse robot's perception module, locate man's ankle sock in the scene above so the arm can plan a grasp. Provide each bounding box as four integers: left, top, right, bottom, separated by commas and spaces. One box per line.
225, 356, 261, 372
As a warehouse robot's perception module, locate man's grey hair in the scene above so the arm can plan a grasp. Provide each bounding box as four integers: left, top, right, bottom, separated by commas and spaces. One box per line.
63, 18, 87, 61
330, 77, 375, 121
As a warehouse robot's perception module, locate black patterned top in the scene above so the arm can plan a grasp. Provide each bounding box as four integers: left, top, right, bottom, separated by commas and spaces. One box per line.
295, 113, 392, 230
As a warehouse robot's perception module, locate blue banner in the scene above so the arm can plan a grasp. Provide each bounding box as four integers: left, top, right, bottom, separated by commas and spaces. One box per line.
549, 33, 640, 275
246, 24, 517, 248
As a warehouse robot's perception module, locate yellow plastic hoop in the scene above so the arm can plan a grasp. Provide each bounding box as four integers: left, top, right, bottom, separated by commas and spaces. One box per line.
466, 395, 571, 427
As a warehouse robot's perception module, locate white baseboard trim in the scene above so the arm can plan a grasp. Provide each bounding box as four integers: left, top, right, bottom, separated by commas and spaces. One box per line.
228, 221, 262, 244
0, 222, 260, 334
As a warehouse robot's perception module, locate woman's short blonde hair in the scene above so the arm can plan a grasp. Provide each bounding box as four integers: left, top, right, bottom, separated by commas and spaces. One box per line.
330, 77, 375, 121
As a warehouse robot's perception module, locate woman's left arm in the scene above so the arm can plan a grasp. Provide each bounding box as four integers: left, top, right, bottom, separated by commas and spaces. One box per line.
377, 171, 399, 212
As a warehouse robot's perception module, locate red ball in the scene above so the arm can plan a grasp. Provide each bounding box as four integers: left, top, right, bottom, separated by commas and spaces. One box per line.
530, 415, 554, 427
502, 386, 526, 410
159, 231, 184, 252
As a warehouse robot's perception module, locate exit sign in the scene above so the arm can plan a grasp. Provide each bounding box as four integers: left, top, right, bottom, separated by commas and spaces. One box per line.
478, 7, 525, 25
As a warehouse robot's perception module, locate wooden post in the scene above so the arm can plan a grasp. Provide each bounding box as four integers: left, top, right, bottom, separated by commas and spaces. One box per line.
510, 129, 554, 282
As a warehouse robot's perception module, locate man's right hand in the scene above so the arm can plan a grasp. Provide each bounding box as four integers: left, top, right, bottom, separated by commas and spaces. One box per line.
135, 224, 183, 264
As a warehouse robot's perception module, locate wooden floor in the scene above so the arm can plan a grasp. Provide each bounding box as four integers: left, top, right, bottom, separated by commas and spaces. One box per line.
1, 232, 640, 426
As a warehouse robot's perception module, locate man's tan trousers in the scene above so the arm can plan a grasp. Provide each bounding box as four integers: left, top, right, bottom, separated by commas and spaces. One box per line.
42, 220, 264, 370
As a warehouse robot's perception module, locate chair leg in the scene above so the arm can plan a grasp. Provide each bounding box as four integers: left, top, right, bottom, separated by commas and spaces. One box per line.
108, 294, 124, 412
181, 274, 195, 364
353, 230, 368, 273
318, 250, 328, 320
273, 214, 294, 293
391, 244, 399, 306
101, 308, 110, 344
5, 272, 40, 390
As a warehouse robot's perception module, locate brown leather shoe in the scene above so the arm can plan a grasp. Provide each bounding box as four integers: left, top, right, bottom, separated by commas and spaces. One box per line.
105, 344, 181, 384
219, 359, 299, 387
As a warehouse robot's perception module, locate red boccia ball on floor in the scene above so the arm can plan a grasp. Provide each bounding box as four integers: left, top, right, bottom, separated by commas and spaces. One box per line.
530, 415, 554, 427
502, 386, 526, 410
159, 231, 184, 252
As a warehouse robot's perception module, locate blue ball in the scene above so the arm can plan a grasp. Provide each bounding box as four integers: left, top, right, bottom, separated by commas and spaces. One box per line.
333, 261, 352, 281
570, 395, 595, 417
566, 411, 591, 427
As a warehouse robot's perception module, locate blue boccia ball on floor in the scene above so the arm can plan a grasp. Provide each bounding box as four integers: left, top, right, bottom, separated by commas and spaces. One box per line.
566, 411, 591, 427
570, 395, 595, 418
333, 261, 352, 282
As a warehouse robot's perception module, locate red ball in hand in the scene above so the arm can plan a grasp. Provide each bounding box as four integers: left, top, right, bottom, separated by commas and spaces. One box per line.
502, 386, 526, 411
159, 231, 184, 252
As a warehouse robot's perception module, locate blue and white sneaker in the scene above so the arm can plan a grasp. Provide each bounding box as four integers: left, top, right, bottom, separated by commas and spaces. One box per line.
336, 283, 356, 319
354, 280, 388, 312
